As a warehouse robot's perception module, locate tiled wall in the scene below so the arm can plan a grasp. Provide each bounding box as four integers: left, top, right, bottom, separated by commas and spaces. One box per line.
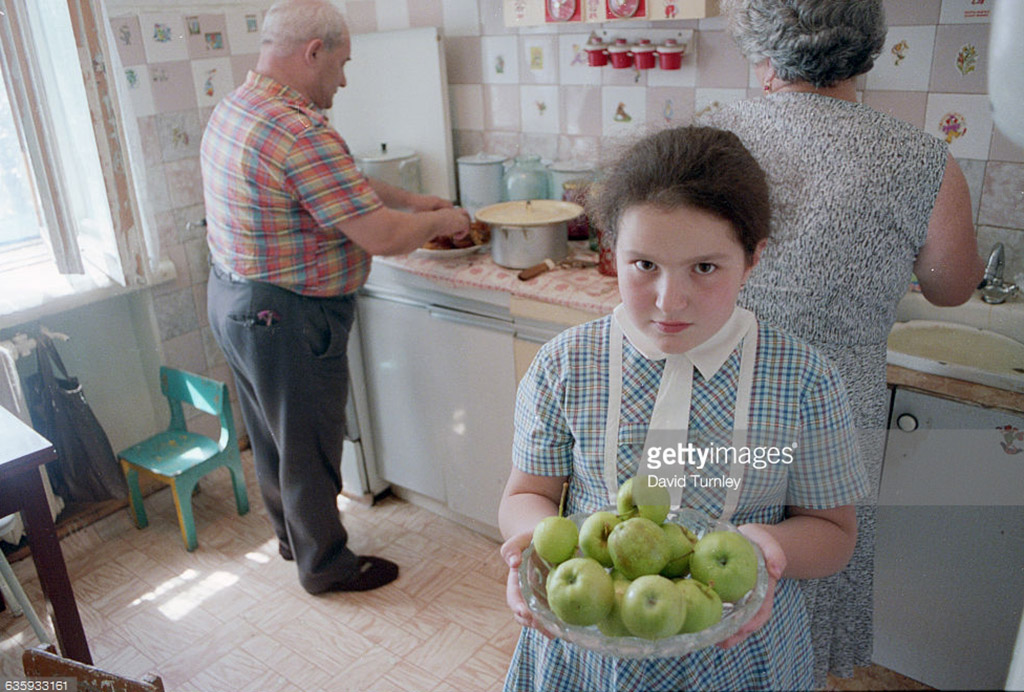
109, 0, 1024, 392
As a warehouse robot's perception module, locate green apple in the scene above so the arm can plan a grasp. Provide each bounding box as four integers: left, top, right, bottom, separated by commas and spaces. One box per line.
597, 575, 633, 637
689, 531, 758, 603
607, 517, 671, 580
579, 511, 621, 567
546, 557, 615, 627
616, 475, 671, 524
620, 574, 686, 639
532, 515, 579, 565
660, 522, 698, 578
676, 578, 723, 633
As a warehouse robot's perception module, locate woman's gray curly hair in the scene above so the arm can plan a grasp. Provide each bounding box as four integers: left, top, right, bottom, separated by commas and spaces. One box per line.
722, 0, 886, 87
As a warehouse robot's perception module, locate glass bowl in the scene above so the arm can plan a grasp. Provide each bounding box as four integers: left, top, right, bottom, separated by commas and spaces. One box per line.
517, 506, 769, 659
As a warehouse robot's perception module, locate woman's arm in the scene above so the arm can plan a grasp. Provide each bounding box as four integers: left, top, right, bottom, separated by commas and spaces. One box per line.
756, 504, 857, 579
914, 154, 985, 306
719, 504, 857, 648
499, 468, 568, 542
498, 468, 568, 632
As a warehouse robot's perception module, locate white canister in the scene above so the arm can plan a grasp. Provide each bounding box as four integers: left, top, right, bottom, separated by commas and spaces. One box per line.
457, 153, 508, 216
547, 160, 596, 200
355, 144, 421, 194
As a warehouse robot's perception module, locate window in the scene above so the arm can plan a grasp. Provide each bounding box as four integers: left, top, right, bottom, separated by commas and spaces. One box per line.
0, 0, 154, 320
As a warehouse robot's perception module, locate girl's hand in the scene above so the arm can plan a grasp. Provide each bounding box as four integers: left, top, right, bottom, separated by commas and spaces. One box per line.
500, 531, 555, 638
717, 523, 786, 649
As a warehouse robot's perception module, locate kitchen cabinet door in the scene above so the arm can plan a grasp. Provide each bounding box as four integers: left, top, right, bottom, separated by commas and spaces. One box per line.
356, 293, 517, 530
428, 305, 517, 530
874, 388, 1024, 690
357, 294, 449, 502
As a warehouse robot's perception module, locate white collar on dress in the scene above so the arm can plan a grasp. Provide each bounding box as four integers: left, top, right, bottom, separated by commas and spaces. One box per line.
612, 305, 756, 380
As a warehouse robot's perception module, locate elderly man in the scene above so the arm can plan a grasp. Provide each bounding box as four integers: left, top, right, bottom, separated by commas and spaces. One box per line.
201, 0, 468, 594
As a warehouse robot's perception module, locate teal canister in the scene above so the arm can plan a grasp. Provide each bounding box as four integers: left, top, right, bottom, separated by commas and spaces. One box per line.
503, 155, 551, 201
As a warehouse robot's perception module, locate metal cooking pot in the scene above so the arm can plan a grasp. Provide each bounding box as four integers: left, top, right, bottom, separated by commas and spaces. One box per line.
475, 200, 583, 269
354, 143, 421, 193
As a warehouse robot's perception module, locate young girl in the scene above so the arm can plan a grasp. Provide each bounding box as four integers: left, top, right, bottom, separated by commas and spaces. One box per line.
498, 126, 869, 691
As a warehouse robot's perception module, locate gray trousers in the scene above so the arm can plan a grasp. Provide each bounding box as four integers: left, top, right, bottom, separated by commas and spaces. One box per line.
207, 263, 359, 593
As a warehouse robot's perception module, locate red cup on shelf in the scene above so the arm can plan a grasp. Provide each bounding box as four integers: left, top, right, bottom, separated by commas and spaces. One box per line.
607, 38, 633, 69
657, 38, 686, 70
633, 39, 656, 70
584, 36, 609, 67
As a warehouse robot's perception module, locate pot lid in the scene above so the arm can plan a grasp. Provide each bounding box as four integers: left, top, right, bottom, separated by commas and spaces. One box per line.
475, 200, 583, 226
457, 152, 508, 165
657, 39, 687, 54
356, 143, 418, 163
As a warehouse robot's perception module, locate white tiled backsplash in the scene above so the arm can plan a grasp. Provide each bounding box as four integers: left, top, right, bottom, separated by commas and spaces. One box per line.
108, 0, 1024, 375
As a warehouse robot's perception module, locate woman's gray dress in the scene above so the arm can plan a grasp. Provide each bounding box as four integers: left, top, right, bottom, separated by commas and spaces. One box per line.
703, 92, 948, 687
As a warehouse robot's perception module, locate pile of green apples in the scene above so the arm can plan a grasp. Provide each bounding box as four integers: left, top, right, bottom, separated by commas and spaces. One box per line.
529, 476, 758, 641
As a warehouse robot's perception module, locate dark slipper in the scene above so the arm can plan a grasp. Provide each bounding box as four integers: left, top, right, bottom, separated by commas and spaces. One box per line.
279, 542, 294, 561
326, 556, 399, 592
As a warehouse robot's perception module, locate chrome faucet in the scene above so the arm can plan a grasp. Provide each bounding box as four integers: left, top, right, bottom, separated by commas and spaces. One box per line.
979, 243, 1020, 304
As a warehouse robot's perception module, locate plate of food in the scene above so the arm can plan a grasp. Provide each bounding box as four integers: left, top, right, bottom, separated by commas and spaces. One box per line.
414, 221, 491, 258
517, 479, 769, 659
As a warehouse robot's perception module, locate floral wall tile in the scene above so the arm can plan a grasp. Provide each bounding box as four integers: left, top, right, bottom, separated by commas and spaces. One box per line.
939, 0, 994, 24
693, 87, 746, 119
929, 24, 988, 94
224, 10, 263, 55
184, 14, 231, 60
443, 0, 483, 37
521, 85, 560, 134
557, 34, 602, 87
924, 93, 993, 159
110, 15, 147, 67
139, 13, 188, 64
646, 43, 698, 88
122, 64, 156, 118
521, 35, 558, 84
375, 0, 411, 32
155, 110, 202, 163
149, 60, 198, 113
601, 85, 646, 138
451, 84, 485, 130
646, 86, 694, 130
865, 25, 936, 91
481, 36, 521, 84
190, 58, 235, 109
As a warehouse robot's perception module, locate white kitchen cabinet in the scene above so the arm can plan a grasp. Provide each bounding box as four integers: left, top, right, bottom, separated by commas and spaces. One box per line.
356, 285, 517, 534
874, 388, 1024, 690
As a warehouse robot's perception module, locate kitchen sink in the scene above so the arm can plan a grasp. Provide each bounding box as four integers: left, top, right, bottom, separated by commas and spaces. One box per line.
887, 319, 1024, 393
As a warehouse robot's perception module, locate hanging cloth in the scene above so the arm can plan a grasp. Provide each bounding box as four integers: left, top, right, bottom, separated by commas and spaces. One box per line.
602, 305, 759, 521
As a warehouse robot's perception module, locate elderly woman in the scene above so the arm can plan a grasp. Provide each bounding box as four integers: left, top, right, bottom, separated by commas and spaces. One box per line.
701, 0, 985, 686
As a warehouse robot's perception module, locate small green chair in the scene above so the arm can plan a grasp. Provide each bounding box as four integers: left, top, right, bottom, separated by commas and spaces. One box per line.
119, 367, 248, 551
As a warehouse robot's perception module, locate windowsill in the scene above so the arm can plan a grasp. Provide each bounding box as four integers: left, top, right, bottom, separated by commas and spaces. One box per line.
0, 259, 127, 330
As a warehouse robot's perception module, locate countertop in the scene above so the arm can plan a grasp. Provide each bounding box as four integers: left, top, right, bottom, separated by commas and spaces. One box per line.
376, 245, 1024, 414
376, 241, 619, 315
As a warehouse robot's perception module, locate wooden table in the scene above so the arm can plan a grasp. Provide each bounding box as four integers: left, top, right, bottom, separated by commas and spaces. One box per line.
0, 405, 92, 664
